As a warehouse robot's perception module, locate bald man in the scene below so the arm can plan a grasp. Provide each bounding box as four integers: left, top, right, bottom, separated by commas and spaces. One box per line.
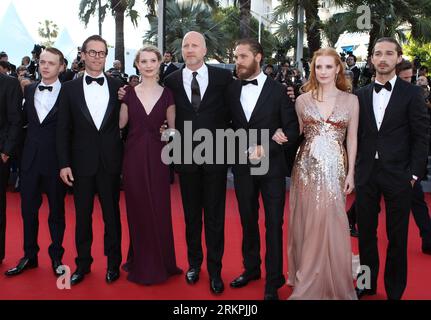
164, 31, 233, 295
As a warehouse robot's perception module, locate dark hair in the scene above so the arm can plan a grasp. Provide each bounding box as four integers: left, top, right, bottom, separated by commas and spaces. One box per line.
0, 61, 10, 70
31, 44, 45, 57
17, 65, 27, 73
129, 75, 139, 81
372, 37, 403, 56
419, 66, 429, 72
396, 59, 413, 74
235, 38, 264, 60
82, 35, 108, 55
42, 47, 65, 65
347, 54, 357, 63
0, 52, 7, 59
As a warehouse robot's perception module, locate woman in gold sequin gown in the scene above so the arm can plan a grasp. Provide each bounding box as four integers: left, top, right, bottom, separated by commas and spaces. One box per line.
287, 48, 359, 300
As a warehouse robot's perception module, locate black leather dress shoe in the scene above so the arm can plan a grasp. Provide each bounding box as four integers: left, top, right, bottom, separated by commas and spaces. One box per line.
52, 260, 66, 277
264, 290, 279, 300
106, 269, 120, 283
355, 287, 376, 299
347, 208, 359, 238
5, 257, 38, 276
230, 273, 261, 288
210, 277, 224, 294
185, 268, 200, 284
70, 270, 90, 286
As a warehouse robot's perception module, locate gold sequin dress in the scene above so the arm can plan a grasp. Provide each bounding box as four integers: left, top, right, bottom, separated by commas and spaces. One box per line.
288, 91, 357, 300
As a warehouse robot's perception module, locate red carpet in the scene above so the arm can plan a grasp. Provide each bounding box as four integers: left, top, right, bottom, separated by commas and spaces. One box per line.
1, 182, 430, 300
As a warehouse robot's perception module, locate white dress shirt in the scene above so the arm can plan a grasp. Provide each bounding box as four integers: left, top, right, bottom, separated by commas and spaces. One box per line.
163, 62, 172, 73
240, 71, 268, 121
34, 79, 61, 123
182, 64, 209, 104
373, 75, 397, 159
83, 71, 109, 130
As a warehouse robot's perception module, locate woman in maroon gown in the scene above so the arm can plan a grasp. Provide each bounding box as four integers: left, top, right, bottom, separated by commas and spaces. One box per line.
120, 46, 182, 284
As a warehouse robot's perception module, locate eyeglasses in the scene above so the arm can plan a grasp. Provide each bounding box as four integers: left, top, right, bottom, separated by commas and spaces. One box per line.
85, 50, 107, 58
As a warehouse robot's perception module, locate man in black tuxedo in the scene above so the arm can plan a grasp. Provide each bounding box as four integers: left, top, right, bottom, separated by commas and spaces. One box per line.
159, 51, 178, 85
57, 35, 123, 286
164, 31, 232, 294
346, 54, 361, 90
227, 38, 299, 300
355, 38, 429, 300
0, 74, 23, 264
59, 58, 75, 83
5, 48, 67, 277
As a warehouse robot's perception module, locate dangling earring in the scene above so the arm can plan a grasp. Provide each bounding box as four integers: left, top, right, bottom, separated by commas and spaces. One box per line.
335, 73, 339, 82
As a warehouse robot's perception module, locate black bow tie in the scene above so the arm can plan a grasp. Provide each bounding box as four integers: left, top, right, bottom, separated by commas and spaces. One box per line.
85, 76, 104, 86
241, 79, 258, 86
374, 81, 392, 93
38, 85, 53, 92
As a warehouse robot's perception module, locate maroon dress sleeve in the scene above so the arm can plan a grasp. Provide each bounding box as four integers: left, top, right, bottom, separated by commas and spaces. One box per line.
165, 87, 175, 108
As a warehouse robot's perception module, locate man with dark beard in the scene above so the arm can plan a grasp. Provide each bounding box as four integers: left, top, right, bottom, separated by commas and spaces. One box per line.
227, 38, 299, 300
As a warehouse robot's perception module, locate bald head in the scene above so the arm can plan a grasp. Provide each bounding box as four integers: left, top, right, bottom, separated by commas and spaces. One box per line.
182, 31, 207, 71
183, 31, 206, 47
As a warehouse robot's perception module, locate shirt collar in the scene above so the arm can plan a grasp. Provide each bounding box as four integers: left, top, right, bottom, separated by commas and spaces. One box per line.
39, 78, 61, 91
84, 71, 106, 82
375, 74, 397, 87
184, 63, 208, 78
245, 71, 266, 85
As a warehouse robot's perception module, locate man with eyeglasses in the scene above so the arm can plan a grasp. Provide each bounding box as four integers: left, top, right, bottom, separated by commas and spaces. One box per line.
57, 35, 124, 286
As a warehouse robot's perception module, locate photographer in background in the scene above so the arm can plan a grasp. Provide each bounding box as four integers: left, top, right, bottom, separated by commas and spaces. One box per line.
0, 52, 17, 77
16, 65, 33, 92
107, 60, 128, 85
418, 66, 431, 87
128, 75, 140, 87
346, 54, 361, 90
0, 61, 11, 75
275, 61, 290, 84
417, 75, 431, 109
29, 44, 45, 80
301, 58, 310, 80
396, 59, 414, 83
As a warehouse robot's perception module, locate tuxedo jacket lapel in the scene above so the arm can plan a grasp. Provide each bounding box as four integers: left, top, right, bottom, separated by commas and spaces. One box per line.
379, 78, 402, 131
365, 84, 378, 132
41, 82, 62, 125
232, 80, 248, 125
177, 70, 194, 111
199, 65, 214, 109
77, 79, 97, 129
27, 82, 41, 125
248, 76, 272, 125
41, 97, 60, 125
99, 76, 116, 131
